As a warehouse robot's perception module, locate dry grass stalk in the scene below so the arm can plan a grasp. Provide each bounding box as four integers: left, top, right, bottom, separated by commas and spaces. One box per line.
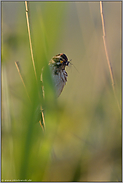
25, 1, 37, 81
15, 2, 46, 130
15, 60, 46, 130
100, 1, 120, 111
25, 1, 45, 129
15, 61, 31, 104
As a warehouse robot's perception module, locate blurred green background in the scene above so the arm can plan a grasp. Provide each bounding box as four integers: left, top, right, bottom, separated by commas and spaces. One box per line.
2, 1, 121, 182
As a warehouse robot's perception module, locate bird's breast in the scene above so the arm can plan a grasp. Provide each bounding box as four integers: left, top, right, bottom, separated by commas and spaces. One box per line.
51, 69, 68, 97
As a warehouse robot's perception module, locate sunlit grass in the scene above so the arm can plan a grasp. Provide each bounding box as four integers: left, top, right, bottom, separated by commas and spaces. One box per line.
2, 1, 121, 181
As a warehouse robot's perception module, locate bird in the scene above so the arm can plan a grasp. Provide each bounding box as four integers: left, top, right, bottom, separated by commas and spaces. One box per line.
39, 53, 70, 129
41, 53, 70, 98
48, 53, 70, 97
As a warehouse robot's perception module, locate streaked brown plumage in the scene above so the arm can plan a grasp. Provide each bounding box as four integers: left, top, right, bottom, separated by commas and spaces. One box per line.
49, 53, 70, 97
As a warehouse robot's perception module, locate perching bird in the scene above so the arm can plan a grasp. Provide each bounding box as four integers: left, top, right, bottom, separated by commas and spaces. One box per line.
39, 53, 70, 129
48, 53, 70, 97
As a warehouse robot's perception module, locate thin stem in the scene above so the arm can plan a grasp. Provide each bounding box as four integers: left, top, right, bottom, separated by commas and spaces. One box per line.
15, 61, 31, 104
25, 1, 37, 81
100, 1, 120, 111
24, 1, 46, 129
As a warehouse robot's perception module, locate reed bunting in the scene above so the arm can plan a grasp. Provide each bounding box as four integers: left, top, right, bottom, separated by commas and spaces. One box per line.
41, 53, 70, 98
49, 53, 70, 97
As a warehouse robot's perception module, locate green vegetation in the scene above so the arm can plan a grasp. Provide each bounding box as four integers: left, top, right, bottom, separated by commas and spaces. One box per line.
2, 2, 121, 181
